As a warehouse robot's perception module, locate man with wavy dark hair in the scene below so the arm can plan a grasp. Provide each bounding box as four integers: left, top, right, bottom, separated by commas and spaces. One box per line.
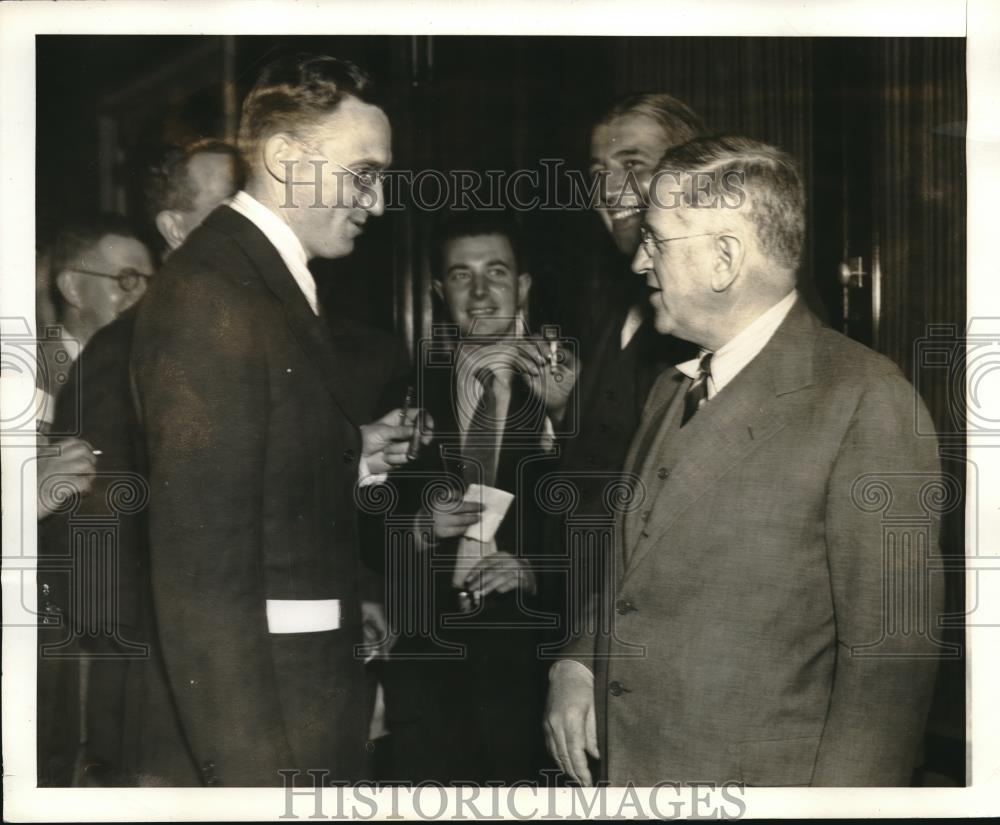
129, 53, 420, 786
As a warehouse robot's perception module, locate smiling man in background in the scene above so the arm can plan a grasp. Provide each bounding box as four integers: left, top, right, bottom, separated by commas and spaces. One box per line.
548, 94, 705, 640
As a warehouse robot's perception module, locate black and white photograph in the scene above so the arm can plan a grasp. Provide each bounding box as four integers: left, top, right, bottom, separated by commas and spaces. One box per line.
1, 0, 997, 820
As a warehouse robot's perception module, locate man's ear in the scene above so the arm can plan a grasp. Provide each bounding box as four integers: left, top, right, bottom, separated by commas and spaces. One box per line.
262, 133, 301, 185
55, 270, 81, 309
155, 210, 187, 252
517, 272, 533, 310
710, 234, 744, 292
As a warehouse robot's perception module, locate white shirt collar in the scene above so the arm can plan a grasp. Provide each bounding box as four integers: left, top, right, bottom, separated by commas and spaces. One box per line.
226, 190, 319, 315
620, 304, 644, 350
676, 290, 798, 398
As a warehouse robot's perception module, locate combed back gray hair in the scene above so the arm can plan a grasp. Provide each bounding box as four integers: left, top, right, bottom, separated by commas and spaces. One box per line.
237, 53, 377, 169
597, 93, 706, 148
657, 135, 806, 271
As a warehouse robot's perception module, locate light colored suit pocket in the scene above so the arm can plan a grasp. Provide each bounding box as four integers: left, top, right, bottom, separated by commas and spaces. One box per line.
738, 735, 821, 787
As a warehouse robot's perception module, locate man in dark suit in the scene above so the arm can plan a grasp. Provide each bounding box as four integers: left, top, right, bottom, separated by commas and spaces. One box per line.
380, 214, 570, 784
35, 140, 243, 787
35, 215, 154, 786
128, 54, 421, 786
552, 94, 704, 632
546, 136, 945, 786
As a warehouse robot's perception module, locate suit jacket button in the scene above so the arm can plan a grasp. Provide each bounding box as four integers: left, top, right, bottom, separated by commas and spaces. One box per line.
615, 599, 635, 615
657, 467, 669, 480
609, 680, 625, 696
342, 449, 356, 463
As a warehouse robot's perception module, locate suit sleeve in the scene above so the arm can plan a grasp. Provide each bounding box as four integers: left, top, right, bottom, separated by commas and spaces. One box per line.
357, 336, 413, 593
813, 371, 944, 785
132, 271, 295, 785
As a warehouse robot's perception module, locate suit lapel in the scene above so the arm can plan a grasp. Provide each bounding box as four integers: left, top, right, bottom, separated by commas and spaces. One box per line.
621, 300, 819, 580
615, 368, 685, 582
211, 207, 366, 427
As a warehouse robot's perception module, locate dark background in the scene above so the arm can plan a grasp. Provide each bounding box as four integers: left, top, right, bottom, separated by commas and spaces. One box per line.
36, 35, 967, 785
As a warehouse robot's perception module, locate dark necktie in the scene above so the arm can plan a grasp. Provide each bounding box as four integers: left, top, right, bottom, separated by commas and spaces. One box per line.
681, 352, 713, 427
463, 369, 499, 487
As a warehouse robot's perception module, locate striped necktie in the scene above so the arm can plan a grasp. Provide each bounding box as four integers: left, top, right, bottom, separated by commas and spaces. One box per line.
463, 369, 499, 487
681, 351, 713, 427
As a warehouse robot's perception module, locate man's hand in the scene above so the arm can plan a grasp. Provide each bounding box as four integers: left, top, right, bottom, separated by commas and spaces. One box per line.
360, 408, 435, 475
544, 660, 599, 786
37, 435, 97, 520
463, 550, 536, 597
424, 486, 484, 540
522, 337, 578, 423
466, 338, 578, 422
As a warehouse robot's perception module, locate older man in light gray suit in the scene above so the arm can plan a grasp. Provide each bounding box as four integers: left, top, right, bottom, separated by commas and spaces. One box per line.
545, 136, 945, 787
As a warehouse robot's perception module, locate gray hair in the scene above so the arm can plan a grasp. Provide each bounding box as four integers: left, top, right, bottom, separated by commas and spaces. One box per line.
655, 135, 805, 271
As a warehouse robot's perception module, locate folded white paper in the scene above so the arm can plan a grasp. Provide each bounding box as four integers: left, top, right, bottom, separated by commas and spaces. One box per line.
462, 483, 515, 543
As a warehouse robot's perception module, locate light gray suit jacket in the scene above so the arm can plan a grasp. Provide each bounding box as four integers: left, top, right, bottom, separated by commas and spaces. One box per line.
563, 300, 946, 786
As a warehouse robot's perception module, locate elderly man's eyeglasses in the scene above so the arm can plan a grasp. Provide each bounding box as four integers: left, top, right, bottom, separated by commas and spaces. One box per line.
72, 267, 150, 292
639, 226, 716, 257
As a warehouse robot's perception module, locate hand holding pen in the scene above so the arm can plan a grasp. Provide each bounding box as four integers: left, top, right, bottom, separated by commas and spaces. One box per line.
359, 386, 434, 475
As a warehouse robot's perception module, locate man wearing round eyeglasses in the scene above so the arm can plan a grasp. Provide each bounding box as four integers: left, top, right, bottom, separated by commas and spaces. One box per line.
130, 53, 422, 787
35, 213, 152, 785
546, 136, 943, 787
50, 216, 154, 355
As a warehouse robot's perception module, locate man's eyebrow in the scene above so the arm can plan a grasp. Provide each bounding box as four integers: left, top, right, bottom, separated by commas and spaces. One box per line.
611, 148, 652, 160
445, 259, 512, 275
590, 148, 652, 167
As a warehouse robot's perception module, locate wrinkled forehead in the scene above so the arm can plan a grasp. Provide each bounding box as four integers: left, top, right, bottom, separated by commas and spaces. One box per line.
648, 168, 748, 220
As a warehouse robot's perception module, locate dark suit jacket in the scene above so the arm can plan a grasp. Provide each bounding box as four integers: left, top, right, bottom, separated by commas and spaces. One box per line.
548, 279, 692, 632
563, 300, 945, 786
37, 308, 148, 785
380, 355, 560, 782
128, 206, 408, 786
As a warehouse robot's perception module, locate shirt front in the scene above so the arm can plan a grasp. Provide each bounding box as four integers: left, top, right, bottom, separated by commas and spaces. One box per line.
227, 190, 319, 316
675, 290, 799, 396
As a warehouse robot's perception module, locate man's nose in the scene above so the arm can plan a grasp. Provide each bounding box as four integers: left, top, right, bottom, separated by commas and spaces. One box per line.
470, 273, 489, 298
364, 179, 385, 217
603, 169, 629, 204
631, 245, 652, 275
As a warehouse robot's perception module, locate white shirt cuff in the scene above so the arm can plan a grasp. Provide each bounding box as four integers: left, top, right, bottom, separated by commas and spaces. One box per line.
357, 454, 387, 486
550, 658, 594, 685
